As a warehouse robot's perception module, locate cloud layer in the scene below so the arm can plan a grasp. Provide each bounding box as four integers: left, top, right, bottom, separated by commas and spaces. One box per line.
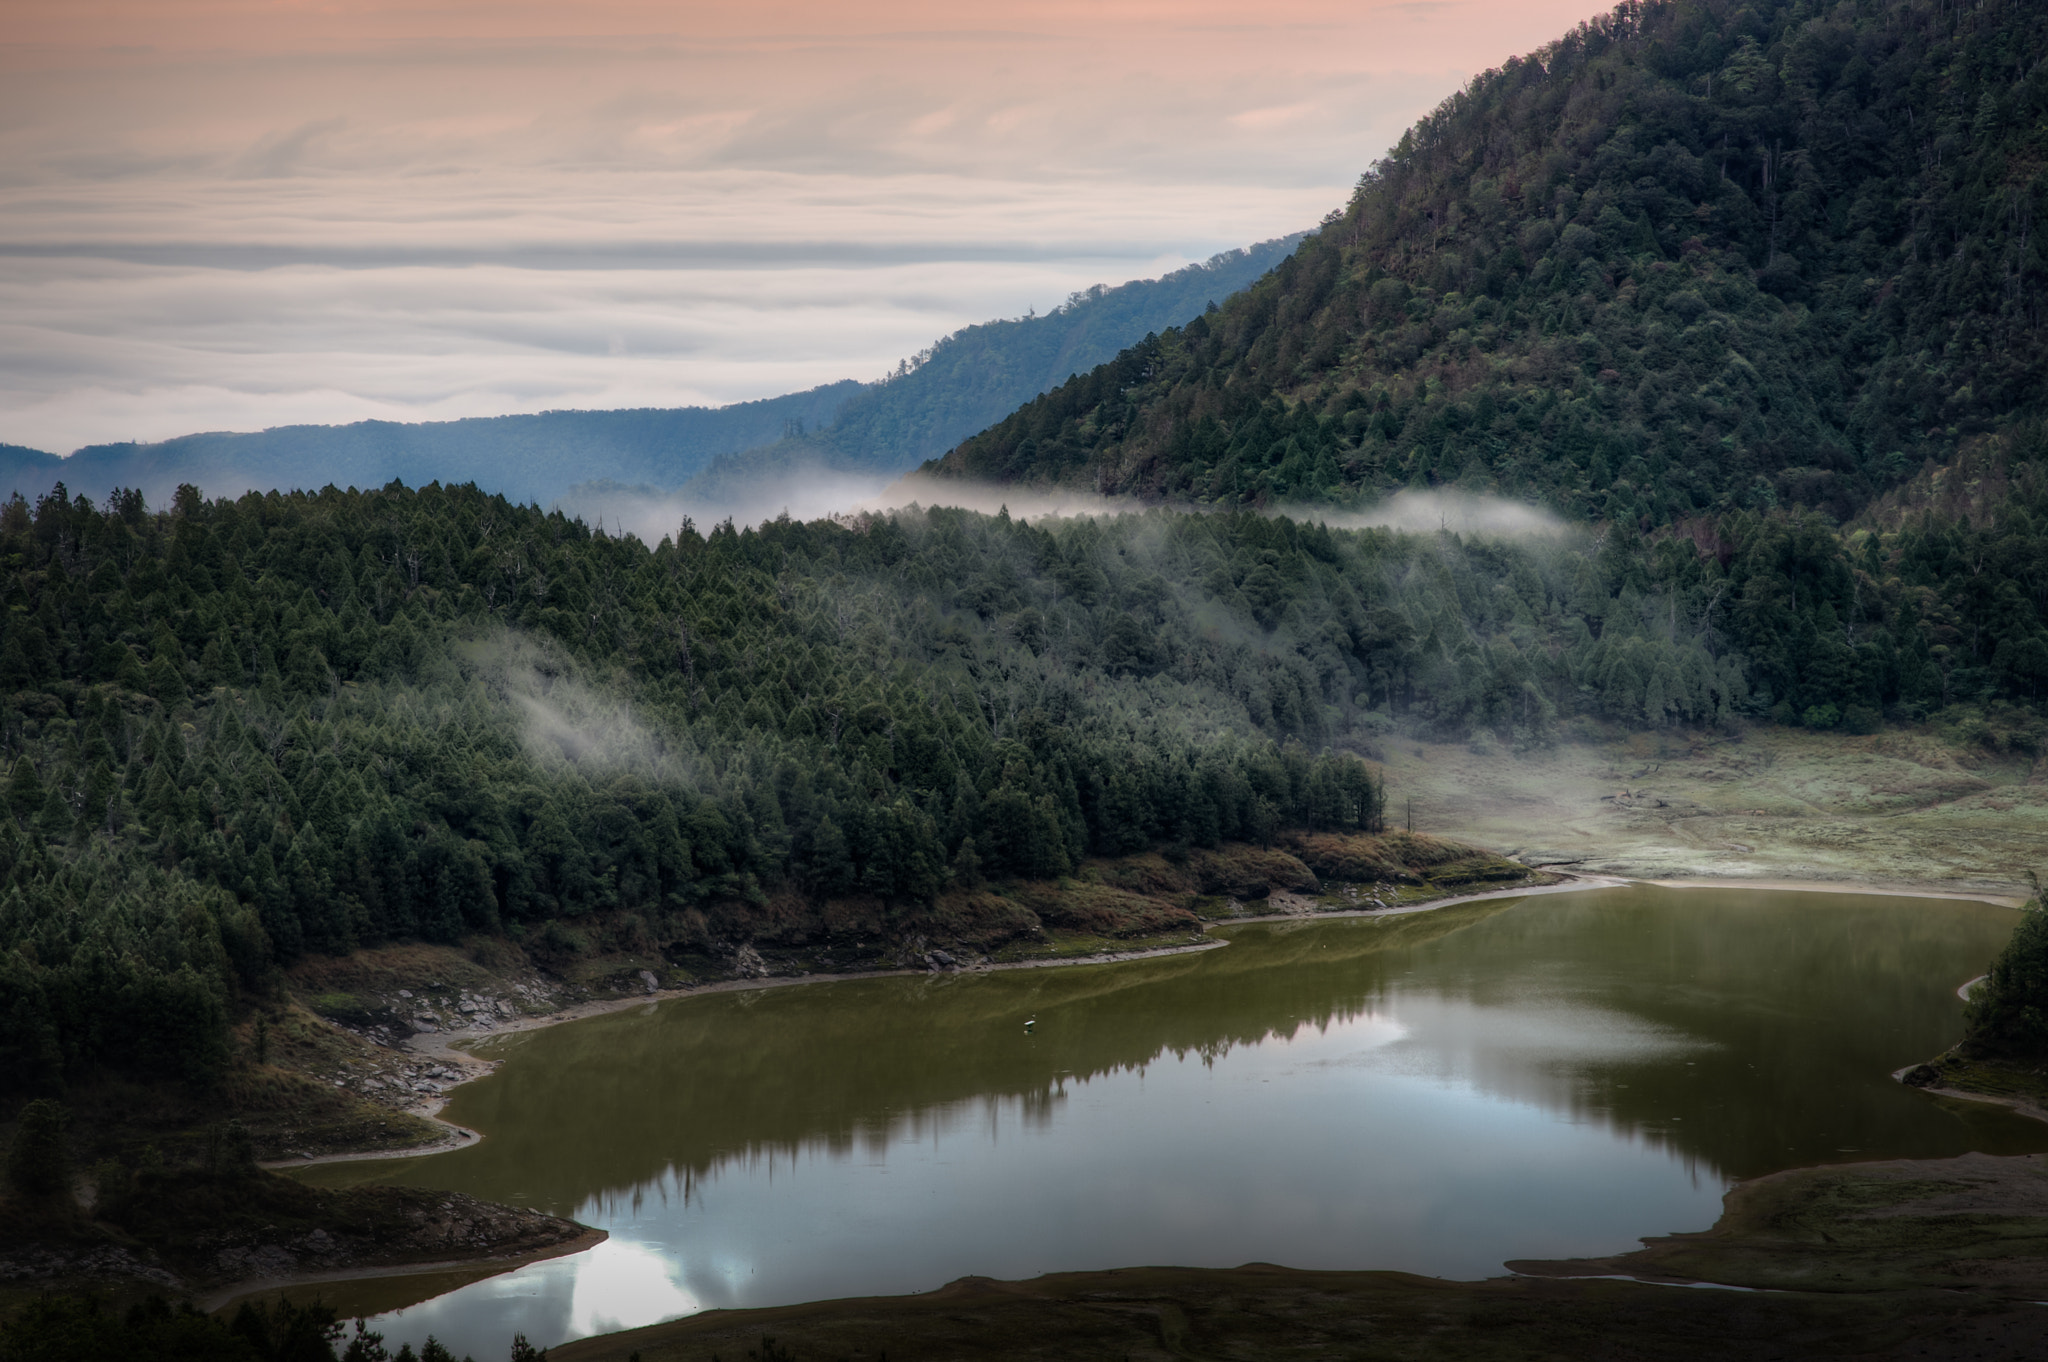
2, 0, 1606, 456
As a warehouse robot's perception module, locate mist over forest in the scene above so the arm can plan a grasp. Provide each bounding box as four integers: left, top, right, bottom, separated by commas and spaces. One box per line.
7, 6, 2048, 1353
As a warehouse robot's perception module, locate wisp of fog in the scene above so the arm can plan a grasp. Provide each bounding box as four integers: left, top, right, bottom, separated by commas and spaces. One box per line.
464, 632, 683, 781
561, 469, 1569, 546
1304, 491, 1570, 539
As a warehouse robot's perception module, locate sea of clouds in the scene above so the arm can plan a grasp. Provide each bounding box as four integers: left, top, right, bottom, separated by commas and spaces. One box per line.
0, 0, 1601, 456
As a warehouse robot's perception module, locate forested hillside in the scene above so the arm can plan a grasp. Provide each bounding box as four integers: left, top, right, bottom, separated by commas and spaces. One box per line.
678, 238, 1303, 499
8, 464, 2048, 1095
11, 0, 2048, 1128
0, 482, 1392, 1095
933, 0, 2048, 525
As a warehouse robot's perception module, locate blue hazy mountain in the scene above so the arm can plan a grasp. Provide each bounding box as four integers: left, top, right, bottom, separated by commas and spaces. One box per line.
0, 445, 60, 493
0, 388, 861, 510
1, 233, 1301, 511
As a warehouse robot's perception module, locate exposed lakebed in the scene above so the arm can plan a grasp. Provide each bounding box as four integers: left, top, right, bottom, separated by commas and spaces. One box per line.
291, 886, 2048, 1357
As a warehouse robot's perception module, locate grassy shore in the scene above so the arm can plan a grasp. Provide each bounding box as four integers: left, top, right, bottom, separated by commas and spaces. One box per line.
1380, 725, 2047, 895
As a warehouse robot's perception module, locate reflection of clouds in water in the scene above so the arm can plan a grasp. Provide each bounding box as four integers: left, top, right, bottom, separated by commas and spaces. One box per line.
1360, 997, 1705, 1071
566, 1238, 702, 1340
580, 1080, 1079, 1229
672, 1248, 765, 1315
563, 981, 1405, 1224
1324, 992, 1718, 1167
1326, 994, 1706, 1092
314, 894, 2028, 1362
361, 1236, 702, 1357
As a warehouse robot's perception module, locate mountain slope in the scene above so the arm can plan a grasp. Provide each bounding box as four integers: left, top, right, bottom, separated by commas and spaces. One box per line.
932, 0, 2048, 525
673, 237, 1304, 500
0, 445, 61, 498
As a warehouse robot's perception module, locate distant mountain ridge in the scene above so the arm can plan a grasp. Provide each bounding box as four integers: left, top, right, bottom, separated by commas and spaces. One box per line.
0, 388, 861, 511
676, 236, 1303, 500
931, 0, 2048, 526
1, 236, 1302, 512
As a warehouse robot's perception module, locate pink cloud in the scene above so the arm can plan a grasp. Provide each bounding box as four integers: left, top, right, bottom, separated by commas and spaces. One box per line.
0, 0, 1610, 453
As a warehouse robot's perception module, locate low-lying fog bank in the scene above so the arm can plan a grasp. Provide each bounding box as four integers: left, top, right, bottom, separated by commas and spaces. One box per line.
559, 468, 1571, 544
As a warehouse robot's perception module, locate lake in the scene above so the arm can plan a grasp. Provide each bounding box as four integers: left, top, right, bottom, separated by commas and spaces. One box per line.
292, 885, 2048, 1357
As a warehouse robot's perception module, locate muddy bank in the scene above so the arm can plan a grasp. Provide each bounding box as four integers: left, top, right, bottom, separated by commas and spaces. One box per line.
276, 867, 2014, 1174
0, 1172, 591, 1307
1513, 1150, 2048, 1296
272, 867, 1572, 1172
201, 1225, 606, 1317
1897, 1051, 2048, 1131
544, 1271, 2040, 1362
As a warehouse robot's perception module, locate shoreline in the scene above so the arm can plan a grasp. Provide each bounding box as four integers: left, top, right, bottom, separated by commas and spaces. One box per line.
264, 938, 1236, 1170
269, 868, 2013, 1172
268, 878, 1604, 1171
200, 1225, 609, 1316
1888, 1059, 2048, 1129
1639, 877, 2030, 908
241, 868, 2043, 1337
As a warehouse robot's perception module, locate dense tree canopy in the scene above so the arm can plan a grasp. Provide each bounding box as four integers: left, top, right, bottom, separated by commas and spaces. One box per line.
5, 468, 2048, 1096
934, 0, 2048, 524
0, 482, 1394, 1095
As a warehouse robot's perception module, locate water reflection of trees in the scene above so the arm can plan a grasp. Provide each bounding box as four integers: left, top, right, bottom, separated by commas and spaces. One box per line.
1384, 889, 2046, 1179
430, 890, 2043, 1217
446, 902, 1511, 1214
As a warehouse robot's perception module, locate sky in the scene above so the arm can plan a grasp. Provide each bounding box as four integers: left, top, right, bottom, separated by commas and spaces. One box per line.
0, 0, 1605, 455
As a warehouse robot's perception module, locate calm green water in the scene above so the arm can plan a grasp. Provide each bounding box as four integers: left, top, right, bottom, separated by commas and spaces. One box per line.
296, 886, 2046, 1357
